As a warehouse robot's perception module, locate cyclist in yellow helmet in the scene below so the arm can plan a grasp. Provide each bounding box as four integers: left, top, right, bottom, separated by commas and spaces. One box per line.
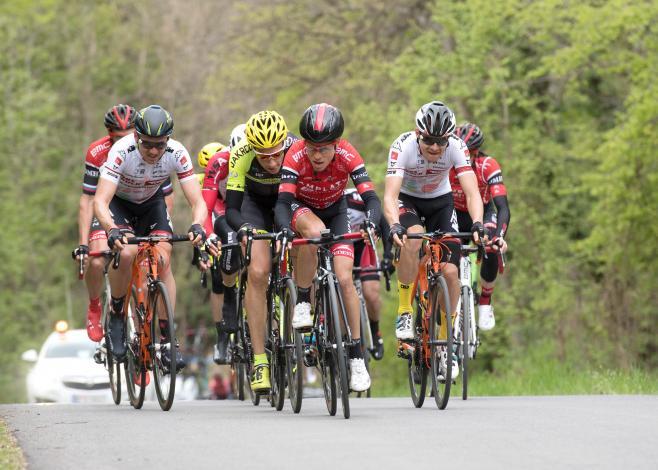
225, 110, 298, 392
196, 142, 227, 185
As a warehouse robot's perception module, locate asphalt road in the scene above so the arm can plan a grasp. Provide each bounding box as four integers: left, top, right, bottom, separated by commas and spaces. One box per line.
2, 395, 657, 470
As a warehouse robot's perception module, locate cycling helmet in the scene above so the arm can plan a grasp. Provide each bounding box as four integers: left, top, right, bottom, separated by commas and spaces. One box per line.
104, 104, 136, 131
229, 123, 247, 149
456, 122, 485, 150
198, 142, 227, 168
134, 105, 174, 137
245, 111, 288, 149
415, 101, 456, 137
299, 103, 344, 144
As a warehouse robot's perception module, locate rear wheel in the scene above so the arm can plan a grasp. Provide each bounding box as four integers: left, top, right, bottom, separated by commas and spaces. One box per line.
282, 279, 303, 413
327, 274, 350, 419
125, 289, 145, 409
356, 306, 372, 399
151, 281, 176, 411
429, 275, 453, 410
102, 280, 121, 405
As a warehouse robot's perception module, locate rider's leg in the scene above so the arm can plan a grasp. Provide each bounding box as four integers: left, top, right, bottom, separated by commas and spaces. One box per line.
291, 209, 322, 329
245, 240, 271, 356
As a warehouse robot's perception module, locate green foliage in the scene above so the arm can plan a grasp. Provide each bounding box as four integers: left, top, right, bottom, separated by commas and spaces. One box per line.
1, 0, 657, 402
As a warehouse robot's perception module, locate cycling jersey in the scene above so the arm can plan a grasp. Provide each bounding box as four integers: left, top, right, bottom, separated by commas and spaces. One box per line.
386, 131, 472, 198
100, 134, 194, 204
450, 153, 507, 210
83, 135, 173, 196
201, 150, 230, 234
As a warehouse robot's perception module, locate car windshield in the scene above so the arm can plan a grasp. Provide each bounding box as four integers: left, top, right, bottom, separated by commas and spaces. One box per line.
44, 340, 96, 359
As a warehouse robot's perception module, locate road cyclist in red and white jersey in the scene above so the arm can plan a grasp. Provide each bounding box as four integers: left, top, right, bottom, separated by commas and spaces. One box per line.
94, 105, 215, 370
275, 103, 383, 392
72, 104, 175, 343
383, 101, 484, 380
451, 123, 510, 331
199, 124, 247, 364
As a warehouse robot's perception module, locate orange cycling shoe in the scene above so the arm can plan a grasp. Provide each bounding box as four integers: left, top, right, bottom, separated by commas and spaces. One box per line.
135, 371, 150, 387
86, 298, 103, 342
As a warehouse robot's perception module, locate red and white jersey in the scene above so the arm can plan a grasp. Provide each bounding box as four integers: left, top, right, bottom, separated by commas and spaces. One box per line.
201, 150, 230, 234
100, 134, 194, 204
280, 139, 374, 209
386, 131, 472, 199
82, 136, 113, 195
450, 154, 507, 211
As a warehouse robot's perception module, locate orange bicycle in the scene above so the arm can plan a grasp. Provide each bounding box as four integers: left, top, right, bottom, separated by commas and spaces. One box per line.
121, 234, 190, 411
397, 230, 472, 410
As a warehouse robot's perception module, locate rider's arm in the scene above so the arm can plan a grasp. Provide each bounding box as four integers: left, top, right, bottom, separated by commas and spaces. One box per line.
383, 175, 403, 226
458, 171, 483, 224
225, 189, 245, 231
491, 195, 510, 238
348, 151, 381, 225
78, 194, 94, 246
275, 166, 298, 231
378, 215, 393, 258
482, 157, 510, 238
180, 178, 207, 227
162, 177, 175, 215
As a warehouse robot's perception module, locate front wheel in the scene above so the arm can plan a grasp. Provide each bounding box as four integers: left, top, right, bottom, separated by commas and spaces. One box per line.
429, 275, 452, 410
282, 279, 303, 413
327, 274, 350, 419
408, 295, 428, 407
461, 285, 472, 400
125, 289, 145, 409
150, 281, 176, 411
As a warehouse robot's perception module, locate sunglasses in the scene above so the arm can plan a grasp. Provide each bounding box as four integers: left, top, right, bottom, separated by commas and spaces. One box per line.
254, 148, 285, 160
419, 135, 449, 146
305, 144, 335, 156
138, 137, 169, 150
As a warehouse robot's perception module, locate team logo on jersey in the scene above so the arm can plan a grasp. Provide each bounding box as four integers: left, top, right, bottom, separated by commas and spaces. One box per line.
114, 157, 122, 165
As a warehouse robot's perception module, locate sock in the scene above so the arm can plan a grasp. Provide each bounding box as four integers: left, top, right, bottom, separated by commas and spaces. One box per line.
369, 320, 380, 339
110, 296, 124, 315
297, 287, 311, 304
397, 281, 412, 314
89, 297, 100, 306
479, 286, 494, 306
253, 353, 268, 367
348, 341, 363, 359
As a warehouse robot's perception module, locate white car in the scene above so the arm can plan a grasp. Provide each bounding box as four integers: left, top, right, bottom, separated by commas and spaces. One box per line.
22, 327, 114, 404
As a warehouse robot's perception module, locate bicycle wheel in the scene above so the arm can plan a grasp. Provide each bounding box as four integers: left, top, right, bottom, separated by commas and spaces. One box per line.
326, 273, 350, 419
102, 278, 121, 405
320, 346, 337, 416
269, 289, 285, 411
429, 275, 453, 410
282, 279, 303, 413
125, 290, 145, 409
408, 296, 428, 408
461, 285, 472, 400
150, 280, 177, 411
357, 308, 371, 399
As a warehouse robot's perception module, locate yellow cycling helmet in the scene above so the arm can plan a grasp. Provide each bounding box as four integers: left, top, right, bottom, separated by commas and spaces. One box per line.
245, 110, 288, 149
197, 142, 227, 168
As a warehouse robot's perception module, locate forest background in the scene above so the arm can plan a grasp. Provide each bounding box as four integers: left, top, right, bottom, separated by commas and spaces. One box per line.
1, 0, 657, 402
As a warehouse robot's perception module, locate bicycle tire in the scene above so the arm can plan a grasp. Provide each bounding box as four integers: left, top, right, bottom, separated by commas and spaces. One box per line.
282, 278, 303, 413
408, 294, 428, 407
461, 285, 472, 400
150, 280, 177, 411
429, 274, 452, 410
102, 279, 121, 405
357, 309, 372, 399
269, 291, 285, 411
327, 273, 350, 419
125, 289, 145, 409
320, 348, 337, 416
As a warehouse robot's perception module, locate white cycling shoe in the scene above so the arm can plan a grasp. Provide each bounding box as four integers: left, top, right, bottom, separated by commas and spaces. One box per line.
478, 305, 496, 331
292, 302, 313, 329
395, 312, 414, 340
349, 358, 371, 392
439, 347, 459, 382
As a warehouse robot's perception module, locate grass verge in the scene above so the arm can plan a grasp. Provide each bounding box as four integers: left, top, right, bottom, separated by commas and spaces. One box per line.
0, 419, 25, 470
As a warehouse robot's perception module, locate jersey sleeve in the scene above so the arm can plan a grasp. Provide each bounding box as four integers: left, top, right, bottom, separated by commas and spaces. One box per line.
279, 142, 302, 197
161, 177, 174, 195
386, 135, 407, 179
226, 143, 251, 192
342, 141, 375, 194
174, 148, 195, 183
99, 148, 125, 185
82, 158, 101, 195
452, 138, 474, 177
481, 157, 508, 198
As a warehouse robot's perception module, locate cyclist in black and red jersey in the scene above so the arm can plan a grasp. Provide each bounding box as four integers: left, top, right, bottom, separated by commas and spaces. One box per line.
72, 104, 174, 343
451, 122, 510, 331
275, 103, 382, 392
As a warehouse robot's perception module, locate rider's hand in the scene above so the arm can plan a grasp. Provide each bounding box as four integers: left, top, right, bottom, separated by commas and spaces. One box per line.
488, 235, 508, 254
360, 220, 378, 245
205, 233, 220, 257
107, 228, 126, 251
237, 223, 254, 246
389, 222, 407, 248
470, 221, 484, 245
198, 249, 211, 271
188, 223, 207, 246
275, 227, 294, 254
72, 244, 89, 260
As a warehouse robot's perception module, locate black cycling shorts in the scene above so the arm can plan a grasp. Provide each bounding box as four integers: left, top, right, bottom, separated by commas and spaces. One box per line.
108, 191, 172, 236
291, 196, 354, 259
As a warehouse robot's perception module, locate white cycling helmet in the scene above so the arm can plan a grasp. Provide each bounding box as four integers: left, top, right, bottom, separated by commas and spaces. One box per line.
229, 123, 247, 149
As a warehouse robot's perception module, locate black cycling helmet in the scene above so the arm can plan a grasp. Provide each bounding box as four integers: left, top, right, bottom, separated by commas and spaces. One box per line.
415, 101, 456, 137
456, 122, 485, 150
134, 105, 174, 137
299, 103, 344, 144
104, 104, 136, 131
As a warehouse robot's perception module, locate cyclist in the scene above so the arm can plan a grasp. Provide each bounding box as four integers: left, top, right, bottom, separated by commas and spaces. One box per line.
225, 111, 298, 392
73, 104, 175, 343
345, 187, 393, 360
200, 125, 247, 364
383, 101, 484, 380
452, 122, 509, 330
275, 103, 382, 392
94, 105, 212, 370
196, 142, 227, 185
